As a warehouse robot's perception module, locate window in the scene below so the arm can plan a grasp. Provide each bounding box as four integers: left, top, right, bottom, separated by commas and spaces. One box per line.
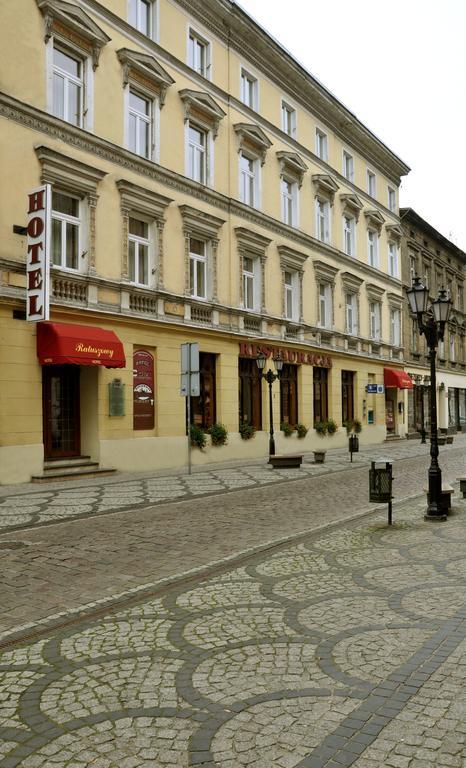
281, 101, 296, 138
439, 339, 445, 360
128, 217, 151, 285
341, 371, 354, 424
281, 178, 298, 226
388, 242, 398, 277
128, 89, 152, 159
319, 283, 332, 329
343, 151, 354, 182
239, 152, 258, 207
189, 237, 207, 299
315, 128, 328, 161
284, 271, 299, 320
280, 364, 298, 426
367, 170, 376, 197
190, 353, 216, 429
316, 198, 330, 243
367, 229, 378, 267
390, 308, 401, 346
52, 45, 83, 127
242, 255, 257, 311
239, 358, 262, 430
188, 29, 210, 78
188, 123, 207, 183
412, 318, 419, 353
369, 301, 381, 340
313, 367, 328, 425
51, 191, 80, 270
346, 293, 358, 335
129, 0, 154, 36
343, 215, 355, 256
450, 334, 456, 362
240, 68, 258, 109
388, 187, 396, 212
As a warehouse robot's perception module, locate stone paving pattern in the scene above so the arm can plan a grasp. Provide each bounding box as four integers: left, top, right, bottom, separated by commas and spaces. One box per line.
0, 495, 465, 767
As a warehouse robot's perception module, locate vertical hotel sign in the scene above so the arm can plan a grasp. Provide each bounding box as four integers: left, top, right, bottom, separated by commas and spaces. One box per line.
26, 185, 51, 321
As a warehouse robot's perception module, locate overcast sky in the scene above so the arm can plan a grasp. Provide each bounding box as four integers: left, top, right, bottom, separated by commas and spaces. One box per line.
236, 0, 466, 251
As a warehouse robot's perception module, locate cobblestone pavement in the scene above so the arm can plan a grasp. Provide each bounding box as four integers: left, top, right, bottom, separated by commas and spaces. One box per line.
0, 494, 465, 767
1, 436, 465, 533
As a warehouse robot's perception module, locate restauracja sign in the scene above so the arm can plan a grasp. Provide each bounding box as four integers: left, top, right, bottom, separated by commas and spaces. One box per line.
26, 185, 51, 322
239, 342, 332, 368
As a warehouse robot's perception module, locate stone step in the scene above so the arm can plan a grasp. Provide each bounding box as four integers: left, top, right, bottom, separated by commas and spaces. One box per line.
43, 456, 92, 470
31, 467, 117, 483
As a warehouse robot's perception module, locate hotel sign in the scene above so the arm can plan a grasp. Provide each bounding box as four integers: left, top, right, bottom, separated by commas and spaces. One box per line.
26, 185, 51, 322
239, 342, 332, 368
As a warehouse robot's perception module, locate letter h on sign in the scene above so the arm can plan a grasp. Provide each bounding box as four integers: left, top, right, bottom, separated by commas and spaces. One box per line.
26, 185, 51, 322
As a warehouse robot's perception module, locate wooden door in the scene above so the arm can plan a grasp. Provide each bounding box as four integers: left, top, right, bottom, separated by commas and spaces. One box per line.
43, 366, 81, 458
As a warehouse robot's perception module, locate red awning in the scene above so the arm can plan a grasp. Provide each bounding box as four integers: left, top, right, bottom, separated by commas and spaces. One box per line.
37, 322, 126, 368
384, 368, 413, 390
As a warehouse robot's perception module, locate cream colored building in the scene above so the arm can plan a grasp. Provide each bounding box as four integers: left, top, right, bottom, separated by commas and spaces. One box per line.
0, 0, 410, 483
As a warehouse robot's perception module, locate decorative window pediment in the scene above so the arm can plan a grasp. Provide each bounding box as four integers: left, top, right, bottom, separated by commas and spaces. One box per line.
117, 49, 175, 106
276, 151, 307, 188
116, 180, 172, 220
179, 204, 225, 239
341, 271, 363, 293
233, 123, 272, 165
277, 245, 308, 272
387, 291, 402, 309
364, 209, 385, 233
340, 193, 363, 222
36, 0, 110, 69
312, 174, 339, 204
386, 223, 403, 243
35, 145, 106, 196
366, 282, 385, 301
179, 90, 226, 137
235, 227, 271, 258
313, 259, 338, 285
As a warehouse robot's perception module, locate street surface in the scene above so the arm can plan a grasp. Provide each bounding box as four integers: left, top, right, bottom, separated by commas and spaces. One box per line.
0, 437, 465, 766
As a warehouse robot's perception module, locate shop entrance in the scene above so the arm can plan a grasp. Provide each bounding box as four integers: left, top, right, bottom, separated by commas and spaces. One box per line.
43, 365, 81, 458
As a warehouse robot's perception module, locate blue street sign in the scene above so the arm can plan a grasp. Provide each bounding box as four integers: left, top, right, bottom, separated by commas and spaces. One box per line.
366, 384, 385, 394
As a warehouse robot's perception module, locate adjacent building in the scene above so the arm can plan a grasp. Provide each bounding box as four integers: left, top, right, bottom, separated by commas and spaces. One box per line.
0, 0, 410, 483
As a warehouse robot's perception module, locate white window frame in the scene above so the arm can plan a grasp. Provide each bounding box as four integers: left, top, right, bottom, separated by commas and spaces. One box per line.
367, 169, 376, 197
345, 292, 358, 336
450, 334, 456, 362
186, 120, 212, 185
284, 270, 299, 322
315, 128, 328, 161
281, 177, 298, 227
128, 0, 157, 39
342, 150, 354, 182
242, 255, 261, 312
126, 86, 157, 161
51, 191, 83, 272
239, 151, 260, 208
388, 186, 396, 212
343, 215, 356, 256
187, 26, 211, 79
369, 301, 381, 341
388, 241, 398, 277
390, 308, 401, 346
189, 237, 208, 300
48, 40, 93, 130
128, 215, 153, 287
315, 197, 330, 243
439, 339, 445, 359
367, 229, 379, 268
281, 100, 297, 138
240, 67, 258, 110
318, 282, 332, 330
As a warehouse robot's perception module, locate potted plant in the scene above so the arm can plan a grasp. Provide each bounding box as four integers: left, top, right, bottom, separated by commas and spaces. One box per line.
314, 421, 327, 436
280, 422, 294, 437
296, 423, 308, 439
190, 424, 207, 450
326, 418, 337, 435
209, 423, 228, 446
352, 419, 362, 434
239, 421, 256, 440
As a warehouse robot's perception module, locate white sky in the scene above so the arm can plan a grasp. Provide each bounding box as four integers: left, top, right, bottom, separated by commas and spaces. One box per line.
236, 0, 466, 251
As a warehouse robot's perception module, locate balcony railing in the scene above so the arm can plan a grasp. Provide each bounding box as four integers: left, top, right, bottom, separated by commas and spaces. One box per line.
52, 276, 87, 304
191, 305, 212, 324
129, 292, 158, 315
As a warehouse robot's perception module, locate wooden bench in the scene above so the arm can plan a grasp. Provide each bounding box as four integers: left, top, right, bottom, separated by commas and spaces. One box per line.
457, 477, 466, 498
269, 454, 303, 469
424, 483, 454, 513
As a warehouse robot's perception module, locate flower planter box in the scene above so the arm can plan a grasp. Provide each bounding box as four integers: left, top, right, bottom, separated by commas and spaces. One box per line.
313, 451, 326, 464
269, 454, 303, 469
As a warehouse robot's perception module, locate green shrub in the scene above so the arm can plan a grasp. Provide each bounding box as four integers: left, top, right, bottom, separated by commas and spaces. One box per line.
239, 421, 256, 440
280, 422, 294, 437
296, 423, 309, 439
352, 418, 362, 434
314, 420, 327, 436
209, 422, 228, 446
343, 420, 352, 435
326, 418, 337, 435
190, 424, 207, 450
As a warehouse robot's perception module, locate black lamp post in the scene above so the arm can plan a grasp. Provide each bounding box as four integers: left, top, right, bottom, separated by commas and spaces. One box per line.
256, 352, 283, 457
406, 276, 452, 521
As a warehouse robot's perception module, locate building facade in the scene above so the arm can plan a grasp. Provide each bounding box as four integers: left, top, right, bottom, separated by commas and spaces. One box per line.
0, 0, 410, 484
400, 208, 466, 437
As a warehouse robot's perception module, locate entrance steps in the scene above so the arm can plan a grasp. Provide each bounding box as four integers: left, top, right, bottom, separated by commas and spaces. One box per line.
384, 434, 404, 442
31, 456, 117, 483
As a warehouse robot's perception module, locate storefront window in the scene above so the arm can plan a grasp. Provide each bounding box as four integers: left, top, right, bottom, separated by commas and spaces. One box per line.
239, 358, 262, 429
190, 352, 216, 429
313, 367, 328, 425
280, 364, 298, 426
341, 370, 354, 424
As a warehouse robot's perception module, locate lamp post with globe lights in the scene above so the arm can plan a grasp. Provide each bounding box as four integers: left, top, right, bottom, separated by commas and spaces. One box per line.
256, 351, 283, 458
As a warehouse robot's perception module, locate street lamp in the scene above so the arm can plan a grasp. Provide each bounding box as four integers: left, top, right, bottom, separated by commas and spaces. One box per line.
406, 276, 452, 521
256, 351, 283, 458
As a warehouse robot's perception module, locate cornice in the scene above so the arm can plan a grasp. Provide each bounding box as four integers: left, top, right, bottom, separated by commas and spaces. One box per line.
0, 92, 403, 293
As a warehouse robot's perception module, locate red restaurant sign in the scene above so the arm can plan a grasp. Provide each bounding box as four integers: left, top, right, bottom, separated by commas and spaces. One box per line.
26, 185, 51, 322
239, 342, 332, 368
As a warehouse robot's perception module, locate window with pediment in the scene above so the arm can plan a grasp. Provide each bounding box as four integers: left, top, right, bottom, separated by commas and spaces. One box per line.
180, 90, 226, 187
180, 206, 225, 303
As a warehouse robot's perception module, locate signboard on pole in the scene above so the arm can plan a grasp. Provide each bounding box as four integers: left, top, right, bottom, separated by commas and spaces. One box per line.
180, 342, 200, 396
26, 185, 51, 322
